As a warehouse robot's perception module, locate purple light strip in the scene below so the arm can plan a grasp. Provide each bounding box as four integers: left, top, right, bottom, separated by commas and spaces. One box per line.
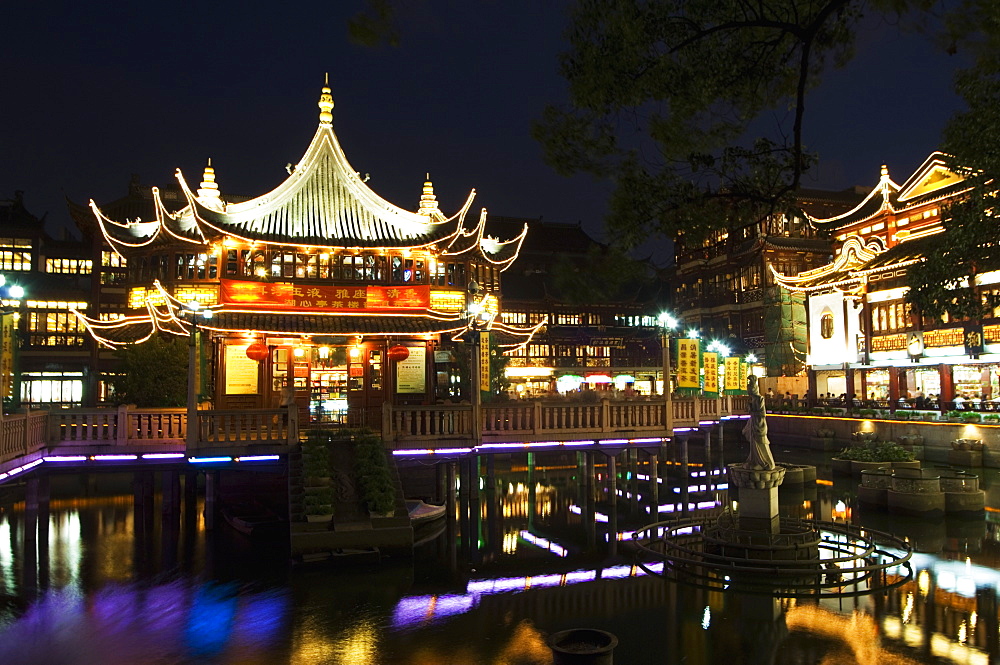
236, 455, 280, 462
392, 447, 474, 456
142, 453, 186, 459
93, 454, 138, 461
188, 456, 233, 463
43, 455, 88, 462
519, 531, 568, 557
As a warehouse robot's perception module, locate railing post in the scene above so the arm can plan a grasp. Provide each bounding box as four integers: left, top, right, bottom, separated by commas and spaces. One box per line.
286, 403, 298, 444
601, 398, 610, 433
381, 402, 392, 441
532, 400, 542, 436
23, 408, 31, 455
116, 404, 129, 446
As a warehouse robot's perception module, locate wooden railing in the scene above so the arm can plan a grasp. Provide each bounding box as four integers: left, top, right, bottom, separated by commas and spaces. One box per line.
383, 395, 750, 446
0, 405, 299, 468
0, 395, 750, 466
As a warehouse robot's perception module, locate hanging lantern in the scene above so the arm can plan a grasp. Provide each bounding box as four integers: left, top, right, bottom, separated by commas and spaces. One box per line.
387, 345, 409, 362
246, 342, 269, 362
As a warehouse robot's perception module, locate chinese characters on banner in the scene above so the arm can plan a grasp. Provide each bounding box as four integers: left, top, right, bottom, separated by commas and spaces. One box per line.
0, 314, 13, 402
723, 357, 742, 393
396, 346, 426, 393
220, 279, 431, 310
738, 358, 749, 391
479, 332, 491, 394
675, 338, 701, 391
702, 352, 718, 395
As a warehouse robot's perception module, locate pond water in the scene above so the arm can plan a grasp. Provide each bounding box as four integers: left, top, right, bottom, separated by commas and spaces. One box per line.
0, 441, 997, 664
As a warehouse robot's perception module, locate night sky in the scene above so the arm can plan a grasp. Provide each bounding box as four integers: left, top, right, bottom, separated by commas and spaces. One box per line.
1, 1, 971, 260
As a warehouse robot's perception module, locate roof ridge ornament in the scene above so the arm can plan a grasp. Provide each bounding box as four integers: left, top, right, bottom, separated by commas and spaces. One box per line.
417, 174, 441, 217
197, 158, 223, 210
318, 73, 334, 126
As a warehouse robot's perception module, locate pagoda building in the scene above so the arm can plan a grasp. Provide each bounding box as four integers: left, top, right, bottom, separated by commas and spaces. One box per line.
73, 79, 541, 425
772, 153, 1000, 406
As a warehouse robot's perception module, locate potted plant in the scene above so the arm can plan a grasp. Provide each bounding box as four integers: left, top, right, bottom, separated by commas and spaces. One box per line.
858, 408, 876, 418
962, 411, 982, 423
301, 430, 334, 522
947, 410, 964, 422
894, 410, 911, 421
353, 430, 398, 517
832, 440, 916, 475
984, 413, 999, 424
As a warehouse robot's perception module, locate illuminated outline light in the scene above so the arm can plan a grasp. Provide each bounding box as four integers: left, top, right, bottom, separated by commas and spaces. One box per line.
236, 455, 280, 462
92, 454, 138, 461
392, 447, 474, 456
519, 531, 568, 557
188, 456, 233, 464
44, 455, 88, 462
143, 453, 186, 459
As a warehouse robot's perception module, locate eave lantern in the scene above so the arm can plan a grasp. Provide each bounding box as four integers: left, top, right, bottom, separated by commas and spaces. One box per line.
387, 345, 409, 362
246, 342, 269, 362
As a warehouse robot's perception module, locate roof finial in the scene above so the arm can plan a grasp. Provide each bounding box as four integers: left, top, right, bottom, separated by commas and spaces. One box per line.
318, 73, 334, 125
417, 175, 440, 216
880, 164, 889, 178
197, 158, 222, 209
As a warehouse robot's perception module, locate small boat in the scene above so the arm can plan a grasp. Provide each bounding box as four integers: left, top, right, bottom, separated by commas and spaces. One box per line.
221, 501, 285, 537
406, 499, 446, 525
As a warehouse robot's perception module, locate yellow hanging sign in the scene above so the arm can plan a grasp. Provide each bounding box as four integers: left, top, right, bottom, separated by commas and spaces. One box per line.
479, 331, 491, 393
675, 338, 700, 390
724, 357, 741, 392
703, 352, 718, 395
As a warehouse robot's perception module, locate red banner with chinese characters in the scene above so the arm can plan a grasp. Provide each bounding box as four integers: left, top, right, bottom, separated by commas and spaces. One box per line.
220, 280, 430, 311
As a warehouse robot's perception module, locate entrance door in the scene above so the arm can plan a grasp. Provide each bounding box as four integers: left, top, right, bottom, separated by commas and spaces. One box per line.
347, 342, 385, 429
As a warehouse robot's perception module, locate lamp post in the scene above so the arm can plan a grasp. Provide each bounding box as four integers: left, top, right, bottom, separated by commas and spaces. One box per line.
465, 281, 493, 446
181, 301, 213, 448
658, 313, 677, 434
0, 275, 25, 412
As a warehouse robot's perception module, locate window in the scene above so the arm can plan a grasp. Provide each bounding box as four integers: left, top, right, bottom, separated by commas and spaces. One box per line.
45, 258, 93, 274
820, 312, 834, 339
28, 310, 86, 346
0, 237, 32, 271
21, 371, 84, 407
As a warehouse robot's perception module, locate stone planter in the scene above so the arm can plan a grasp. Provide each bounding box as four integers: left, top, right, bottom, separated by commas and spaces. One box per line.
306, 512, 333, 523
830, 457, 853, 475
548, 629, 618, 665
851, 460, 890, 476
890, 460, 921, 471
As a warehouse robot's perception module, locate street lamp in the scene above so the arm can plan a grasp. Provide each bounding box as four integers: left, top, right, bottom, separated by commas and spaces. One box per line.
0, 275, 26, 411
181, 300, 213, 448
465, 281, 494, 443
658, 312, 678, 433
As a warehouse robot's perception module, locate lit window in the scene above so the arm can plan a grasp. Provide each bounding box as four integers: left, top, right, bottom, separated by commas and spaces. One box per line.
820, 312, 834, 339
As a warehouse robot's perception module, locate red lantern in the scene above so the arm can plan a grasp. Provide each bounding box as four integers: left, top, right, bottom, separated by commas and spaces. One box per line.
387, 345, 409, 362
246, 342, 269, 362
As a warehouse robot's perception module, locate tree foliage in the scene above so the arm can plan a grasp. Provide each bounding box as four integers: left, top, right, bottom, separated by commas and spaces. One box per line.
551, 244, 654, 305
112, 334, 188, 407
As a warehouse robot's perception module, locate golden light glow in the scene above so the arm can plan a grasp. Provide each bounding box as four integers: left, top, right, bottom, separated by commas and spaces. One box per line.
349, 346, 361, 359
429, 290, 466, 313
318, 346, 330, 359
293, 347, 305, 358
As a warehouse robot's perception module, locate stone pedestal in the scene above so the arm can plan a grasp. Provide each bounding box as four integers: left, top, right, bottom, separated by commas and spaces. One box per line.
728, 465, 786, 534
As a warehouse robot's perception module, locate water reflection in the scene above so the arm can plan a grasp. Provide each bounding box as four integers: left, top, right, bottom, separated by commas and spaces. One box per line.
0, 447, 998, 663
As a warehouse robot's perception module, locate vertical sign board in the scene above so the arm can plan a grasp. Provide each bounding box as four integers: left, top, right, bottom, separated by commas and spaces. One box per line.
396, 345, 426, 394
675, 338, 701, 392
702, 352, 718, 396
738, 359, 749, 391
224, 344, 260, 395
0, 313, 12, 402
723, 357, 741, 393
479, 332, 491, 394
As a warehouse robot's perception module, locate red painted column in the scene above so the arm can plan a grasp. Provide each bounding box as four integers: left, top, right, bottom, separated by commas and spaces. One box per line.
888, 367, 901, 410
939, 364, 955, 410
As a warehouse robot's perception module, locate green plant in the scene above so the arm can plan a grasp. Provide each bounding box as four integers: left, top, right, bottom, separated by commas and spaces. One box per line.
984, 414, 999, 423
961, 411, 982, 422
858, 408, 876, 418
894, 411, 911, 420
811, 407, 825, 415
835, 440, 914, 462
947, 410, 963, 420
352, 429, 398, 515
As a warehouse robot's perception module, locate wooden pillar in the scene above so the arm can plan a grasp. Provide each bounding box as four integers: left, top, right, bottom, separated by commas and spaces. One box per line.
608, 454, 618, 556
628, 448, 639, 517
681, 435, 690, 518
584, 452, 596, 549
939, 364, 955, 409
845, 365, 857, 405
649, 451, 659, 516
204, 470, 218, 531
888, 366, 901, 410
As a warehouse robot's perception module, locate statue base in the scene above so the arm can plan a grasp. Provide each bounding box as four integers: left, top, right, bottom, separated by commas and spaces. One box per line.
728, 464, 786, 535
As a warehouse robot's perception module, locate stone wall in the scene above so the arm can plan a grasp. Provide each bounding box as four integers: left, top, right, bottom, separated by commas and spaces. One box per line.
765, 414, 1000, 468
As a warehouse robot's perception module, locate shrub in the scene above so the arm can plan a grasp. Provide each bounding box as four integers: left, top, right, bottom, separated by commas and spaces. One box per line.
858, 408, 876, 418
352, 429, 398, 515
947, 410, 963, 420
836, 440, 914, 462
984, 414, 999, 423
894, 411, 910, 420
811, 407, 825, 415
962, 412, 982, 423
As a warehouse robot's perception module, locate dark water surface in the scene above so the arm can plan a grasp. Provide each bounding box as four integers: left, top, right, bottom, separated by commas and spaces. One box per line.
0, 441, 997, 664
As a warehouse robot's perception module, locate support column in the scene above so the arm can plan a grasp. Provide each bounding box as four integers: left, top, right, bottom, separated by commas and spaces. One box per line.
584, 452, 596, 549
23, 476, 40, 597
628, 448, 639, 517
649, 451, 659, 516
161, 470, 181, 568
704, 426, 713, 472
939, 363, 955, 409
485, 454, 499, 557
204, 470, 218, 531
458, 458, 471, 557
607, 453, 618, 556
888, 366, 901, 410
681, 436, 690, 518
36, 475, 50, 592
435, 462, 447, 504
446, 462, 457, 522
